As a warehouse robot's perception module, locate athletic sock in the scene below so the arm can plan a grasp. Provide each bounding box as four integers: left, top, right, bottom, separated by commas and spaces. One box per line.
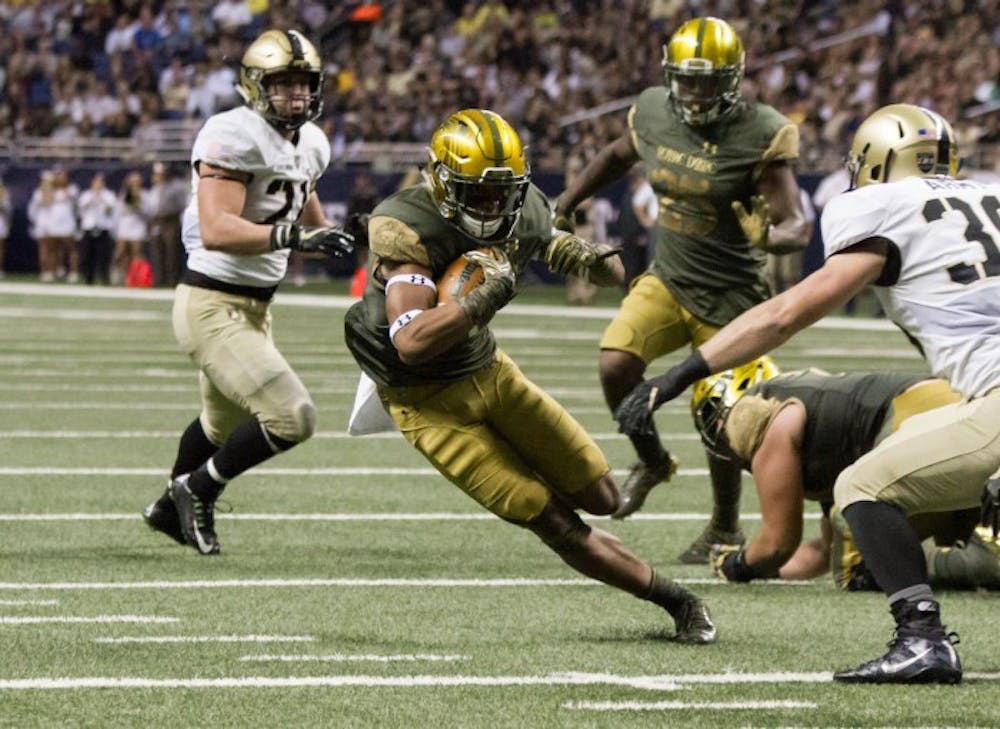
187, 419, 297, 501
642, 570, 694, 613
170, 418, 218, 479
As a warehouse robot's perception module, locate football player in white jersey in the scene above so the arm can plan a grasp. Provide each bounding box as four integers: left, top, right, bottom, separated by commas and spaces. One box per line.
613, 103, 1000, 684
142, 29, 354, 555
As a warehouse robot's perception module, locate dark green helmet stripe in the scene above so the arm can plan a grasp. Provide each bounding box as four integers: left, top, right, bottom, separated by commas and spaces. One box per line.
695, 18, 707, 58
481, 111, 505, 164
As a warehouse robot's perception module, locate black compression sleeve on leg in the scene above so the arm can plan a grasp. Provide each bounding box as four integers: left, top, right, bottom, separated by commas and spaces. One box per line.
186, 419, 298, 501
629, 429, 672, 467
842, 501, 928, 597
211, 418, 296, 480
171, 417, 218, 479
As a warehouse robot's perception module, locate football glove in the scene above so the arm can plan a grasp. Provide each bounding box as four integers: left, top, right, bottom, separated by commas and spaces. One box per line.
710, 544, 757, 583
457, 249, 515, 328
981, 477, 1000, 538
613, 352, 710, 437
544, 232, 599, 276
270, 222, 355, 258
731, 194, 772, 250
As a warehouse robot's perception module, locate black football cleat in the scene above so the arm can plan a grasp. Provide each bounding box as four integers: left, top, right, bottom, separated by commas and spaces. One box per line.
669, 596, 717, 645
833, 633, 962, 685
142, 486, 186, 545
169, 474, 220, 555
612, 456, 678, 519
678, 524, 746, 565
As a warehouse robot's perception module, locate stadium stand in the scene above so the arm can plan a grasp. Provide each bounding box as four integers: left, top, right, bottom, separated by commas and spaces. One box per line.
0, 0, 996, 277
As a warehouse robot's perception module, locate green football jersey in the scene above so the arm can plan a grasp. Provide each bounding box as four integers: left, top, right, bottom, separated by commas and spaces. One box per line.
748, 371, 924, 506
344, 182, 552, 387
628, 87, 799, 326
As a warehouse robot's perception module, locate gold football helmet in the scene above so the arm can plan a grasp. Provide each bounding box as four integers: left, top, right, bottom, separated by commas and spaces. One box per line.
847, 103, 958, 189
663, 17, 744, 126
236, 29, 323, 131
690, 355, 780, 455
426, 109, 530, 241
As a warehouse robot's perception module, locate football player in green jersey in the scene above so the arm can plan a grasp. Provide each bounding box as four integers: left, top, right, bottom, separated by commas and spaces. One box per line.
343, 109, 716, 644
695, 368, 1000, 591
553, 17, 811, 563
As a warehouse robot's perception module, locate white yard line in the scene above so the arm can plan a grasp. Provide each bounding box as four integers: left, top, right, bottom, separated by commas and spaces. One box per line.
6, 670, 995, 692
239, 654, 469, 663
563, 699, 818, 711
0, 576, 808, 591
0, 511, 821, 523
0, 599, 58, 606
0, 429, 703, 441
0, 281, 899, 328
95, 635, 315, 644
0, 615, 178, 624
0, 466, 712, 477
0, 671, 827, 691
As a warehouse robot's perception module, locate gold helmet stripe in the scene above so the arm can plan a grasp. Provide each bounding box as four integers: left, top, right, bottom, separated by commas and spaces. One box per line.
481, 110, 506, 165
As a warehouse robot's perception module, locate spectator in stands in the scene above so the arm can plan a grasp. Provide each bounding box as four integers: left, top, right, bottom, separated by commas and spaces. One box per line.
158, 54, 192, 120
76, 172, 118, 286
211, 0, 254, 37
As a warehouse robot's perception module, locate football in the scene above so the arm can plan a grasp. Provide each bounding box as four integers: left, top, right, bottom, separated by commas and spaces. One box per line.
435, 247, 495, 305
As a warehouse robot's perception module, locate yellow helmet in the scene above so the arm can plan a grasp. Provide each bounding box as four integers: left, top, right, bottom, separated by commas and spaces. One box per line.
663, 17, 744, 126
426, 109, 530, 241
236, 29, 323, 131
847, 103, 958, 189
690, 355, 780, 454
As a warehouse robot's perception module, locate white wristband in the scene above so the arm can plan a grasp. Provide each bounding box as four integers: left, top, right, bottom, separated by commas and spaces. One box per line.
385, 273, 436, 293
388, 308, 424, 343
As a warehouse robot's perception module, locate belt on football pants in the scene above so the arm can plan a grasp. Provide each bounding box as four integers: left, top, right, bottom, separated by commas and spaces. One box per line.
182, 269, 278, 302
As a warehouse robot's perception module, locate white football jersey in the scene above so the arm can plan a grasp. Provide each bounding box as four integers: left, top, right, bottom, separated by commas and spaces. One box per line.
822, 176, 1000, 398
182, 105, 331, 287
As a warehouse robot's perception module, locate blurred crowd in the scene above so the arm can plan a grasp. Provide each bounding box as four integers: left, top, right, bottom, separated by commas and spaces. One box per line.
0, 0, 997, 175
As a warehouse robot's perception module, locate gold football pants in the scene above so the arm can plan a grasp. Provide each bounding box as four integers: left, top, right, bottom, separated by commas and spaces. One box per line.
379, 350, 610, 523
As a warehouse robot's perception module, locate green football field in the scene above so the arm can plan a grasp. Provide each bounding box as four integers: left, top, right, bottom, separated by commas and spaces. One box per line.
1, 279, 996, 729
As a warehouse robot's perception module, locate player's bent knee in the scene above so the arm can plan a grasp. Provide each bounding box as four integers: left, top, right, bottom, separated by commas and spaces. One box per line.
525, 500, 592, 555
263, 399, 317, 444
574, 474, 620, 515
